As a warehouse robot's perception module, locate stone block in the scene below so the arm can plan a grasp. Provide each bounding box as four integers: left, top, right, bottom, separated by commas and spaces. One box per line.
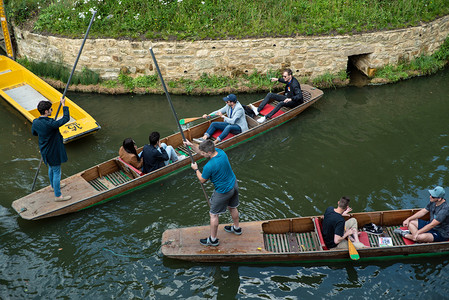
258, 49, 275, 58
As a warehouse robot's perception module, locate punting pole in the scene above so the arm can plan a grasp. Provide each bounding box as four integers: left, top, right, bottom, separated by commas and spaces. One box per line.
149, 47, 210, 207
30, 11, 97, 192
0, 0, 14, 59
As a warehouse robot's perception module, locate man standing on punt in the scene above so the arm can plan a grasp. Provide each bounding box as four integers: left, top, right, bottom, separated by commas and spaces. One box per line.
184, 139, 241, 246
32, 99, 71, 202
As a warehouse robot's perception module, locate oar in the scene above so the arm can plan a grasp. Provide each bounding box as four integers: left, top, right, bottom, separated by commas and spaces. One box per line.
149, 47, 210, 207
179, 113, 215, 125
179, 117, 202, 125
348, 237, 360, 260
30, 11, 97, 192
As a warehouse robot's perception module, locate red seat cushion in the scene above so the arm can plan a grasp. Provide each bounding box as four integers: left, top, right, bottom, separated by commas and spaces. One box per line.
118, 157, 143, 176
400, 226, 415, 245
259, 104, 285, 118
314, 218, 328, 250
211, 130, 235, 141
358, 231, 371, 248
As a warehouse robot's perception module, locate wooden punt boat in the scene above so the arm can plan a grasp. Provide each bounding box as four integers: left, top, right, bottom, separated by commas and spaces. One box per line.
12, 85, 323, 220
161, 209, 449, 263
0, 55, 100, 143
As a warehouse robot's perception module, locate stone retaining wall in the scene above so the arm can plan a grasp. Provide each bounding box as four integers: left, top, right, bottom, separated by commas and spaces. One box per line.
13, 15, 449, 80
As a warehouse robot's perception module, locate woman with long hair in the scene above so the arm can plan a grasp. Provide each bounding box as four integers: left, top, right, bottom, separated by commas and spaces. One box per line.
119, 138, 143, 170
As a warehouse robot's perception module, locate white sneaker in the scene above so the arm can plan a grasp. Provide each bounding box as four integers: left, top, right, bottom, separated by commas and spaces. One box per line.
249, 104, 259, 116
193, 137, 206, 143
177, 155, 187, 161
55, 195, 71, 202
257, 116, 266, 123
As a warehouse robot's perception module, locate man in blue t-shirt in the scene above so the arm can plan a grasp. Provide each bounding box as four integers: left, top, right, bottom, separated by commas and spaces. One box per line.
395, 186, 449, 242
184, 139, 241, 246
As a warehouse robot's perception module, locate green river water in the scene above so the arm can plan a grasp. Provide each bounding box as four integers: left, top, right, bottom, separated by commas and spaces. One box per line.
0, 69, 448, 298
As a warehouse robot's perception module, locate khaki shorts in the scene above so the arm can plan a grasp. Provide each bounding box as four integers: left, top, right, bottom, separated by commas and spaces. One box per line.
335, 218, 365, 249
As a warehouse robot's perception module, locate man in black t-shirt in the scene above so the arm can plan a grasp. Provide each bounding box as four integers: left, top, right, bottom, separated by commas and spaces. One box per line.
322, 197, 365, 249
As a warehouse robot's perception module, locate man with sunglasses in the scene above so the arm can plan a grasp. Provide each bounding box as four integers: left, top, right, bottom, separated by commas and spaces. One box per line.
394, 186, 449, 242
251, 68, 303, 123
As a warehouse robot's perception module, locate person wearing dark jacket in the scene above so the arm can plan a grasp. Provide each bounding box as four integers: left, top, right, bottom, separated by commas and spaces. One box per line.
251, 68, 303, 123
31, 99, 71, 202
141, 132, 182, 173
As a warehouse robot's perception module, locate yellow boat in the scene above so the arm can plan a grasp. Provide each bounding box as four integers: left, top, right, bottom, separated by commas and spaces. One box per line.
0, 55, 100, 143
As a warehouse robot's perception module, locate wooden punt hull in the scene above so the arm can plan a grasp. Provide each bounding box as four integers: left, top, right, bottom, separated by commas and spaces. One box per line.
0, 55, 100, 143
161, 209, 449, 263
12, 85, 323, 220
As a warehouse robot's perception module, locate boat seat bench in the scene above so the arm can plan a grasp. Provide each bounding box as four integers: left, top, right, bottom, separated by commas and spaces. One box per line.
117, 157, 143, 177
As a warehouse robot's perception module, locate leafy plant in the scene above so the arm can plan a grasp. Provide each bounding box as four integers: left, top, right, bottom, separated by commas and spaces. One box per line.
17, 57, 100, 85
312, 72, 336, 88
7, 0, 449, 40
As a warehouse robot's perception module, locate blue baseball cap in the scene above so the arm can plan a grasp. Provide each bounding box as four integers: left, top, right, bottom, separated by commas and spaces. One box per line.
223, 94, 237, 103
429, 186, 445, 198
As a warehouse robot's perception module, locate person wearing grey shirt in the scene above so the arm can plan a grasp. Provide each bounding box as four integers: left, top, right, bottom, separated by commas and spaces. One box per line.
394, 186, 449, 242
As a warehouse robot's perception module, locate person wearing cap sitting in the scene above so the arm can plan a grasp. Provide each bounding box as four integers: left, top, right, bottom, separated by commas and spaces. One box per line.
394, 186, 449, 243
250, 68, 303, 123
193, 94, 248, 145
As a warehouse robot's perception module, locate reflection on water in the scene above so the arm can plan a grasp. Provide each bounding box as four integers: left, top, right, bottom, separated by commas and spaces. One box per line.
0, 69, 448, 297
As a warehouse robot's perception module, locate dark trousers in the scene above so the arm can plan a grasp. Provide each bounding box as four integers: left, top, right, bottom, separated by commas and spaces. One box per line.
258, 93, 303, 119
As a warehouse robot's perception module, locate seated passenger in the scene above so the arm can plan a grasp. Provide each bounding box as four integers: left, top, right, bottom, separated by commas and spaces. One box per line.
394, 186, 449, 243
142, 132, 183, 174
322, 196, 365, 250
250, 68, 303, 123
119, 138, 143, 170
193, 94, 248, 145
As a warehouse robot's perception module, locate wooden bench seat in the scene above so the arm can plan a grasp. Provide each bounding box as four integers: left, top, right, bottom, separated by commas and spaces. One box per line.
117, 157, 143, 177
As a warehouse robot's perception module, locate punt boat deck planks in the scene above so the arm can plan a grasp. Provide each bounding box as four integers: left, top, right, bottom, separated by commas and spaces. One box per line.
12, 85, 324, 220
0, 55, 100, 143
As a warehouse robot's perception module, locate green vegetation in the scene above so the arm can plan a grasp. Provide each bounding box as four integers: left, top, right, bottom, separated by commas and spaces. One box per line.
376, 36, 449, 82
114, 70, 280, 94
6, 0, 449, 40
17, 57, 100, 85
310, 70, 349, 88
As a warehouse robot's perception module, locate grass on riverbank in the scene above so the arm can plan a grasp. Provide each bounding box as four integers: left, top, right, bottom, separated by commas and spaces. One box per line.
112, 69, 282, 94
17, 57, 100, 85
374, 36, 449, 83
6, 0, 449, 40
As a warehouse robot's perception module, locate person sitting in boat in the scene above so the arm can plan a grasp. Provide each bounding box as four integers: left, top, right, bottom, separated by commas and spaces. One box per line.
119, 138, 143, 170
322, 197, 365, 250
184, 139, 241, 246
193, 94, 248, 145
394, 186, 449, 243
249, 68, 303, 123
141, 132, 183, 173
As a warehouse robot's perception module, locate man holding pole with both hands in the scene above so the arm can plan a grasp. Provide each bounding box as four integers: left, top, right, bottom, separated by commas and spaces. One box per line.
184, 139, 241, 246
